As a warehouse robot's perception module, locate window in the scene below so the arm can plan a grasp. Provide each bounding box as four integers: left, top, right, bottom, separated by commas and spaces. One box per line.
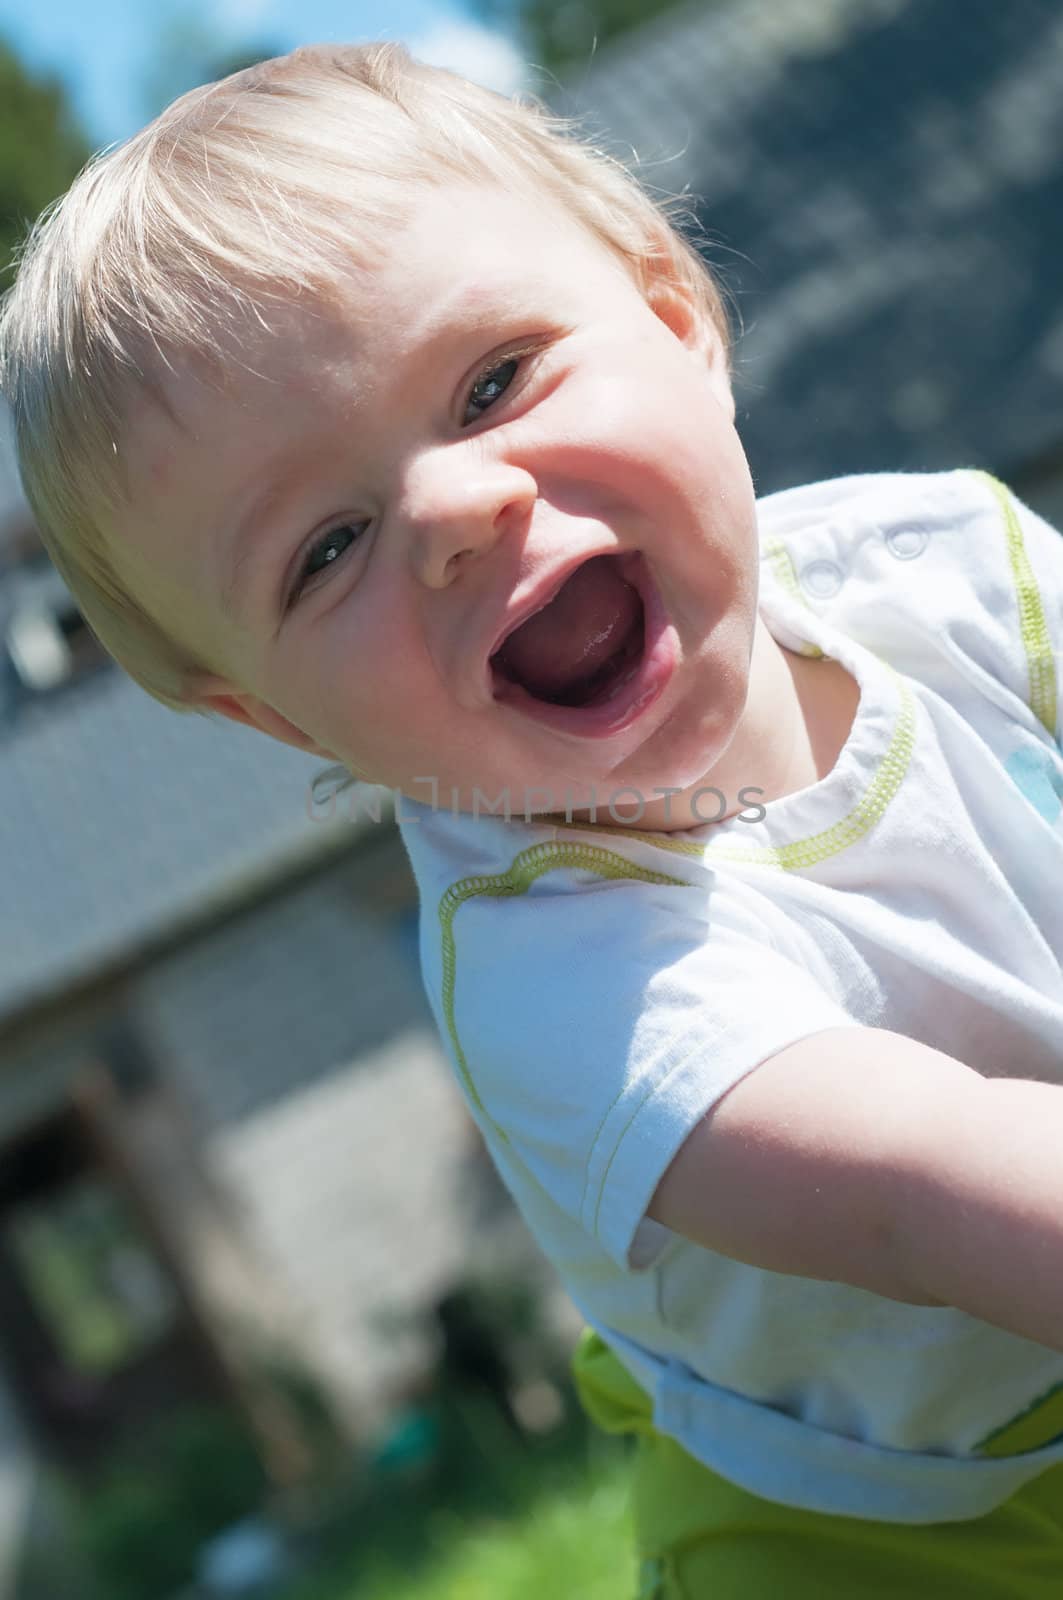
5, 1177, 177, 1377
4, 598, 108, 695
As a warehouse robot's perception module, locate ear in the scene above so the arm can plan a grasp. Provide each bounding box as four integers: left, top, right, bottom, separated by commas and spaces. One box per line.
187, 674, 336, 758
645, 271, 735, 420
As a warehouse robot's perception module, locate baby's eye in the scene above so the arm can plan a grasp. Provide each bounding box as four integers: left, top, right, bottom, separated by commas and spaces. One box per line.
289, 521, 368, 607
464, 356, 520, 424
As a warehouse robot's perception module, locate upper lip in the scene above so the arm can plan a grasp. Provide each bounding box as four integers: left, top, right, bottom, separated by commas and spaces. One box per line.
481, 548, 624, 698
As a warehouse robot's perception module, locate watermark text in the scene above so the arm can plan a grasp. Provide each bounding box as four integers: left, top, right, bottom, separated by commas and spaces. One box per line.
306, 778, 767, 826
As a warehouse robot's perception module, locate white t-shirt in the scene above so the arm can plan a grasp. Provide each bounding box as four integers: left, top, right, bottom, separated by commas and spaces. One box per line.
399, 469, 1063, 1523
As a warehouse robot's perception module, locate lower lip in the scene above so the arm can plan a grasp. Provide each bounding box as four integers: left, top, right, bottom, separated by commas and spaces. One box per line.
491, 553, 677, 740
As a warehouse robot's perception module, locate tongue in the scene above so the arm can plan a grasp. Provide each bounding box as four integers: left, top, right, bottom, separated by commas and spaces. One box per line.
495, 556, 640, 701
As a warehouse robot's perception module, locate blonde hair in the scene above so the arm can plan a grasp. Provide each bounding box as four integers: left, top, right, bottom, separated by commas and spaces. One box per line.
0, 41, 730, 715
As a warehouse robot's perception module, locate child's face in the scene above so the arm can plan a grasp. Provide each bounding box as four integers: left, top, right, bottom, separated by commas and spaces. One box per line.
119, 179, 760, 815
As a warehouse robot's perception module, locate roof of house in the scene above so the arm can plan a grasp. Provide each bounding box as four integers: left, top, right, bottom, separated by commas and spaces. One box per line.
5, 0, 1062, 1017
0, 554, 362, 1026
562, 0, 1063, 493
0, 372, 374, 1027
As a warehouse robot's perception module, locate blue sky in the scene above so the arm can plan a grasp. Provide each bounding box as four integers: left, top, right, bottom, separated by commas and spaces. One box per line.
0, 0, 526, 148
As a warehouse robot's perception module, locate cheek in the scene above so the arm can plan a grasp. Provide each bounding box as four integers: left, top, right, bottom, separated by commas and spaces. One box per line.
597, 345, 731, 465
537, 379, 708, 512
296, 608, 430, 755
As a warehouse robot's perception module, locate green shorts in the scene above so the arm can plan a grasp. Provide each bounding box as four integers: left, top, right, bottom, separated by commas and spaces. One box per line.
572, 1330, 1063, 1599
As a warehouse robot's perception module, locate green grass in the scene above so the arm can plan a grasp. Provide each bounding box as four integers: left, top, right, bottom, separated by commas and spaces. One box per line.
344, 1465, 633, 1600
279, 1410, 637, 1600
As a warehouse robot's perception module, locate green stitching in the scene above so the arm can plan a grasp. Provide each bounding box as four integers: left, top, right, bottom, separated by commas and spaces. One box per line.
974, 1377, 1063, 1457
550, 667, 915, 869
969, 470, 1058, 739
763, 536, 826, 658
438, 842, 687, 1137
435, 473, 1055, 1253
704, 668, 915, 867
438, 518, 923, 1145
439, 634, 916, 1143
439, 664, 914, 1152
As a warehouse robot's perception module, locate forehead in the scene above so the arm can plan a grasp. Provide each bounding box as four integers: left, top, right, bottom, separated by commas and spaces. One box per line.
142, 179, 636, 423
331, 178, 637, 341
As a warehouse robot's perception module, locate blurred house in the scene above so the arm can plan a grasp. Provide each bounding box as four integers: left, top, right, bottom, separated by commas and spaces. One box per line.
0, 417, 38, 574
562, 0, 1063, 519
0, 405, 543, 1589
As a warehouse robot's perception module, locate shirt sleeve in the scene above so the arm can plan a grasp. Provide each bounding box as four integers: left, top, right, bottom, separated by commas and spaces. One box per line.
970, 473, 1063, 749
438, 865, 856, 1272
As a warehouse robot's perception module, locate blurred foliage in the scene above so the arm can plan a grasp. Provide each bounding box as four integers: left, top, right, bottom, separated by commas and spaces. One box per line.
288, 1459, 634, 1599
473, 0, 695, 76
0, 41, 90, 290
278, 1383, 633, 1600
267, 1264, 630, 1599
71, 1403, 265, 1600
14, 1472, 103, 1600
246, 1332, 352, 1487
8, 1177, 176, 1376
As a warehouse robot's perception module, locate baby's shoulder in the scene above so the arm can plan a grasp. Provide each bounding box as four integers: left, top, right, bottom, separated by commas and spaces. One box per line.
757, 468, 1062, 743
757, 466, 1006, 593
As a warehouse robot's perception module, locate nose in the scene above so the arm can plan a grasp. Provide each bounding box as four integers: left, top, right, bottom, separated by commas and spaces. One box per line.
402, 448, 537, 589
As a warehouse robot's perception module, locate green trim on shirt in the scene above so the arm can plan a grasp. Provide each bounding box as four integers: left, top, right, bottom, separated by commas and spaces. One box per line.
976, 1379, 1063, 1458
437, 842, 687, 1134
430, 471, 1063, 1473
549, 665, 916, 869
436, 470, 1052, 1149
970, 470, 1058, 740
762, 537, 826, 658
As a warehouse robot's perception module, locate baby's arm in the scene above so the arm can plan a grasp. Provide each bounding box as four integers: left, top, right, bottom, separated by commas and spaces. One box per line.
648, 1028, 1063, 1348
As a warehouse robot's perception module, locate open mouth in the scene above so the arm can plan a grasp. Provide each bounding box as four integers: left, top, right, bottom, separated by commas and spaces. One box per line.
489, 552, 674, 738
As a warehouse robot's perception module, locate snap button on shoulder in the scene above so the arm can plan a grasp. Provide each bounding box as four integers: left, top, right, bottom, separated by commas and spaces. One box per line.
885, 525, 930, 560
801, 559, 844, 598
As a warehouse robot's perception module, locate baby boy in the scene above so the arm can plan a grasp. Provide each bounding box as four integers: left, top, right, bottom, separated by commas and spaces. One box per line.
4, 44, 1063, 1597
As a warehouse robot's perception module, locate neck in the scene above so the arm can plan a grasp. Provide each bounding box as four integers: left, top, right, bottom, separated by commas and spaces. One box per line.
581, 614, 860, 833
